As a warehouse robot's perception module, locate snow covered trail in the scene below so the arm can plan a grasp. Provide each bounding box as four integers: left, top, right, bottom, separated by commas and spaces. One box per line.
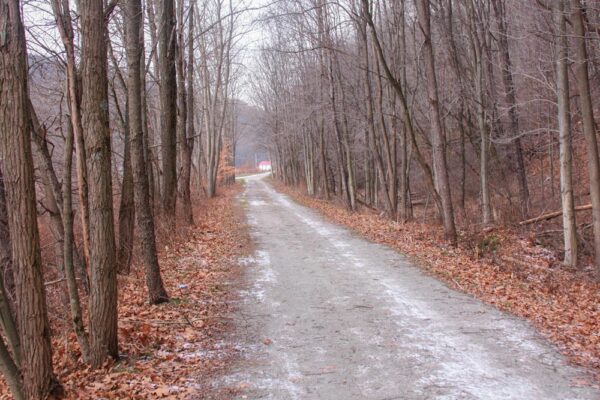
220, 175, 599, 399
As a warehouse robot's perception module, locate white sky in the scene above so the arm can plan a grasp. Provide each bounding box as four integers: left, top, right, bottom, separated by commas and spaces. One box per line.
233, 0, 272, 104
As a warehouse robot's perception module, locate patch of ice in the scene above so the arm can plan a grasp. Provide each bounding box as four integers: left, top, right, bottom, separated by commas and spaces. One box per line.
256, 250, 271, 267
238, 256, 256, 266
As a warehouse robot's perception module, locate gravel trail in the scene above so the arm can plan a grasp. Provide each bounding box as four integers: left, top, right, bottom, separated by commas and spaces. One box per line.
220, 174, 599, 400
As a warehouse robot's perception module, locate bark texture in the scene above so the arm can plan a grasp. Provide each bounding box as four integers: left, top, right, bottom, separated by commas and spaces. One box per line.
159, 0, 178, 221
0, 0, 61, 396
80, 0, 119, 366
125, 0, 170, 304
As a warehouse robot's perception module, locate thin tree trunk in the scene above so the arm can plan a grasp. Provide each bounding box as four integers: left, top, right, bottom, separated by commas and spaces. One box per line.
176, 0, 193, 225
317, 17, 330, 200
358, 16, 393, 216
145, 0, 159, 210
125, 0, 170, 304
468, 9, 493, 225
398, 0, 410, 221
416, 0, 458, 244
571, 0, 600, 276
62, 113, 91, 362
30, 115, 66, 276
0, 170, 20, 368
492, 0, 529, 218
50, 0, 91, 270
362, 0, 443, 219
182, 0, 195, 225
554, 0, 578, 267
0, 336, 23, 400
117, 119, 135, 274
108, 43, 135, 276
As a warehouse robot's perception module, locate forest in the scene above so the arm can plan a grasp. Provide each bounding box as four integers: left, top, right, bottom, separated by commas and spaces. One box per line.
1, 0, 600, 398
259, 0, 600, 272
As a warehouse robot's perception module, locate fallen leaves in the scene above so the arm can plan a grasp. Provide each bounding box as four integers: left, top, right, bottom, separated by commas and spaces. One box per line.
0, 185, 248, 399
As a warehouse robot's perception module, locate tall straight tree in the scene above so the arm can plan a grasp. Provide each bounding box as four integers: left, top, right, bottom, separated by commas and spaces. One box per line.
0, 0, 61, 397
492, 0, 529, 218
50, 0, 91, 269
415, 0, 457, 244
178, 0, 195, 225
80, 0, 119, 366
553, 0, 577, 267
125, 0, 170, 304
62, 117, 91, 362
467, 0, 493, 225
571, 0, 600, 276
159, 0, 178, 221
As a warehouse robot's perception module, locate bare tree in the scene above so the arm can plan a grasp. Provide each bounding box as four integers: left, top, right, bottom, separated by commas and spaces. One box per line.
50, 0, 92, 270
0, 0, 61, 397
177, 0, 194, 225
553, 0, 577, 267
415, 0, 457, 243
492, 0, 530, 218
62, 113, 91, 362
571, 0, 600, 276
125, 0, 170, 304
80, 0, 119, 366
160, 0, 178, 220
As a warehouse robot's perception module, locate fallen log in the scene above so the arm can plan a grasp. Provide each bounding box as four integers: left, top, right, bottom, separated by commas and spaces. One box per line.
519, 204, 592, 225
356, 197, 378, 212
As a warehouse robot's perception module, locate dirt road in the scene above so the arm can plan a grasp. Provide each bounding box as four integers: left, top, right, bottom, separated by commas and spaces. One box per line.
219, 175, 598, 399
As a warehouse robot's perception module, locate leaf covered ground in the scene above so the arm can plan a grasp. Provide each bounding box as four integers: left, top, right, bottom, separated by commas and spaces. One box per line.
0, 185, 249, 399
274, 182, 600, 387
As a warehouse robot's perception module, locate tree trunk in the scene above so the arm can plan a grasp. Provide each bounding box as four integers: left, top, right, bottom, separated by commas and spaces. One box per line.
571, 0, 600, 276
492, 0, 529, 218
159, 0, 178, 221
125, 0, 170, 304
30, 106, 68, 276
62, 113, 91, 362
0, 0, 61, 396
145, 0, 159, 210
398, 0, 411, 221
468, 8, 493, 226
415, 0, 457, 244
0, 335, 23, 400
50, 0, 91, 270
176, 0, 193, 225
362, 0, 443, 219
0, 176, 20, 400
182, 0, 195, 225
80, 0, 119, 366
117, 120, 135, 274
358, 16, 394, 216
554, 0, 578, 267
0, 170, 20, 368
